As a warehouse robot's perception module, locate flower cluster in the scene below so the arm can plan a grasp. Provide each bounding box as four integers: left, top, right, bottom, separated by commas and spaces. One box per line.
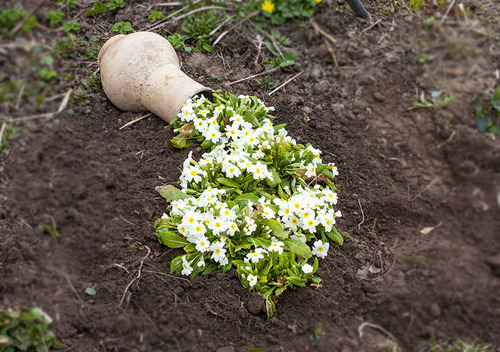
156, 91, 342, 316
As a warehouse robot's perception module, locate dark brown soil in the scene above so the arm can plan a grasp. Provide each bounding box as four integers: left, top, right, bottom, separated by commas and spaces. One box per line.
1, 1, 500, 351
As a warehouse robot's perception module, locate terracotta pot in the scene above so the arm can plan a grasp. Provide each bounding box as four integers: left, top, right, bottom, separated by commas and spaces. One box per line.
98, 32, 211, 122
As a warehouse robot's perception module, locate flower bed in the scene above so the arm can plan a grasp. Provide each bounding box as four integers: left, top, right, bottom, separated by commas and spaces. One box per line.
155, 91, 342, 316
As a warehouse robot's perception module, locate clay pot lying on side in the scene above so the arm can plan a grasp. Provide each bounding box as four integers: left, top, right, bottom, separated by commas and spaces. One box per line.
98, 31, 212, 123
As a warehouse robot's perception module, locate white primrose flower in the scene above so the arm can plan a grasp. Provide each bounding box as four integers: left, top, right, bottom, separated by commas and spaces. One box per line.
180, 107, 195, 122
247, 274, 258, 287
209, 218, 228, 236
302, 218, 319, 233
320, 212, 336, 232
312, 240, 329, 259
193, 118, 207, 132
291, 233, 307, 243
305, 163, 317, 178
229, 113, 244, 126
196, 236, 210, 253
206, 126, 222, 144
226, 221, 239, 236
197, 260, 206, 267
323, 189, 338, 205
184, 165, 205, 184
198, 109, 209, 117
329, 162, 339, 177
248, 162, 268, 180
213, 105, 224, 117
225, 125, 242, 140
246, 248, 267, 263
268, 239, 284, 254
284, 216, 300, 232
210, 241, 227, 264
181, 256, 193, 276
220, 208, 236, 222
302, 263, 313, 274
261, 205, 276, 220
161, 213, 169, 219
224, 164, 241, 178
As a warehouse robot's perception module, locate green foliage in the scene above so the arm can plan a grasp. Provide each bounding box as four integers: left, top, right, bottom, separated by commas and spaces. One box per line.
166, 33, 192, 52
38, 69, 58, 81
262, 0, 323, 25
264, 31, 296, 69
46, 10, 64, 26
62, 20, 80, 33
111, 21, 133, 35
418, 53, 435, 66
85, 287, 97, 296
408, 90, 455, 111
474, 87, 500, 134
0, 307, 64, 351
182, 10, 220, 53
0, 7, 37, 35
87, 1, 107, 15
148, 10, 166, 21
310, 327, 324, 342
67, 0, 80, 9
82, 73, 102, 91
107, 0, 126, 11
87, 0, 125, 15
0, 122, 21, 151
410, 0, 448, 11
429, 337, 494, 352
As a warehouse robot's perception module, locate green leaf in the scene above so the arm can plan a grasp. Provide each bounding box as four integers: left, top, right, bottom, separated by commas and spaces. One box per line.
283, 239, 312, 259
170, 255, 183, 274
234, 192, 260, 210
260, 219, 288, 240
312, 257, 319, 273
155, 185, 190, 201
326, 227, 343, 245
85, 287, 97, 296
158, 230, 189, 248
285, 275, 306, 287
202, 263, 218, 275
217, 177, 240, 188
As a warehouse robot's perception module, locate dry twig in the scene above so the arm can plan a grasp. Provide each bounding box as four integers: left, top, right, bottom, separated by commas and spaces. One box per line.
360, 19, 382, 34
119, 113, 153, 130
310, 18, 337, 45
227, 67, 280, 86
268, 71, 303, 96
357, 199, 365, 230
119, 246, 151, 307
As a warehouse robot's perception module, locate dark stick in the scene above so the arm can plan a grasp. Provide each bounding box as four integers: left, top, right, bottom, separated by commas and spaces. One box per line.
345, 0, 372, 20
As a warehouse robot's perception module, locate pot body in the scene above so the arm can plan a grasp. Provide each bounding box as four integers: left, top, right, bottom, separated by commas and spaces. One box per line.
98, 32, 211, 122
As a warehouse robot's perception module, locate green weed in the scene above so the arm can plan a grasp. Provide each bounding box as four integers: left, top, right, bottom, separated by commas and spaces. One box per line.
46, 10, 64, 26
0, 122, 21, 151
111, 21, 133, 35
0, 307, 64, 350
310, 327, 324, 342
474, 87, 500, 134
87, 0, 125, 16
418, 53, 435, 66
263, 30, 296, 69
62, 20, 80, 33
408, 90, 455, 111
410, 0, 448, 11
182, 10, 221, 53
430, 337, 494, 352
166, 33, 192, 52
148, 10, 166, 21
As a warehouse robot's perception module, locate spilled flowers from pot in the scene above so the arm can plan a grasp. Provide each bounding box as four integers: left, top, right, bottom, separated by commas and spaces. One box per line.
155, 91, 343, 316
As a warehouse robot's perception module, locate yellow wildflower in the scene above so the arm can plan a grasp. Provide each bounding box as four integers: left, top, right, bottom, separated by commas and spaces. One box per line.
261, 0, 275, 13
315, 0, 322, 3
